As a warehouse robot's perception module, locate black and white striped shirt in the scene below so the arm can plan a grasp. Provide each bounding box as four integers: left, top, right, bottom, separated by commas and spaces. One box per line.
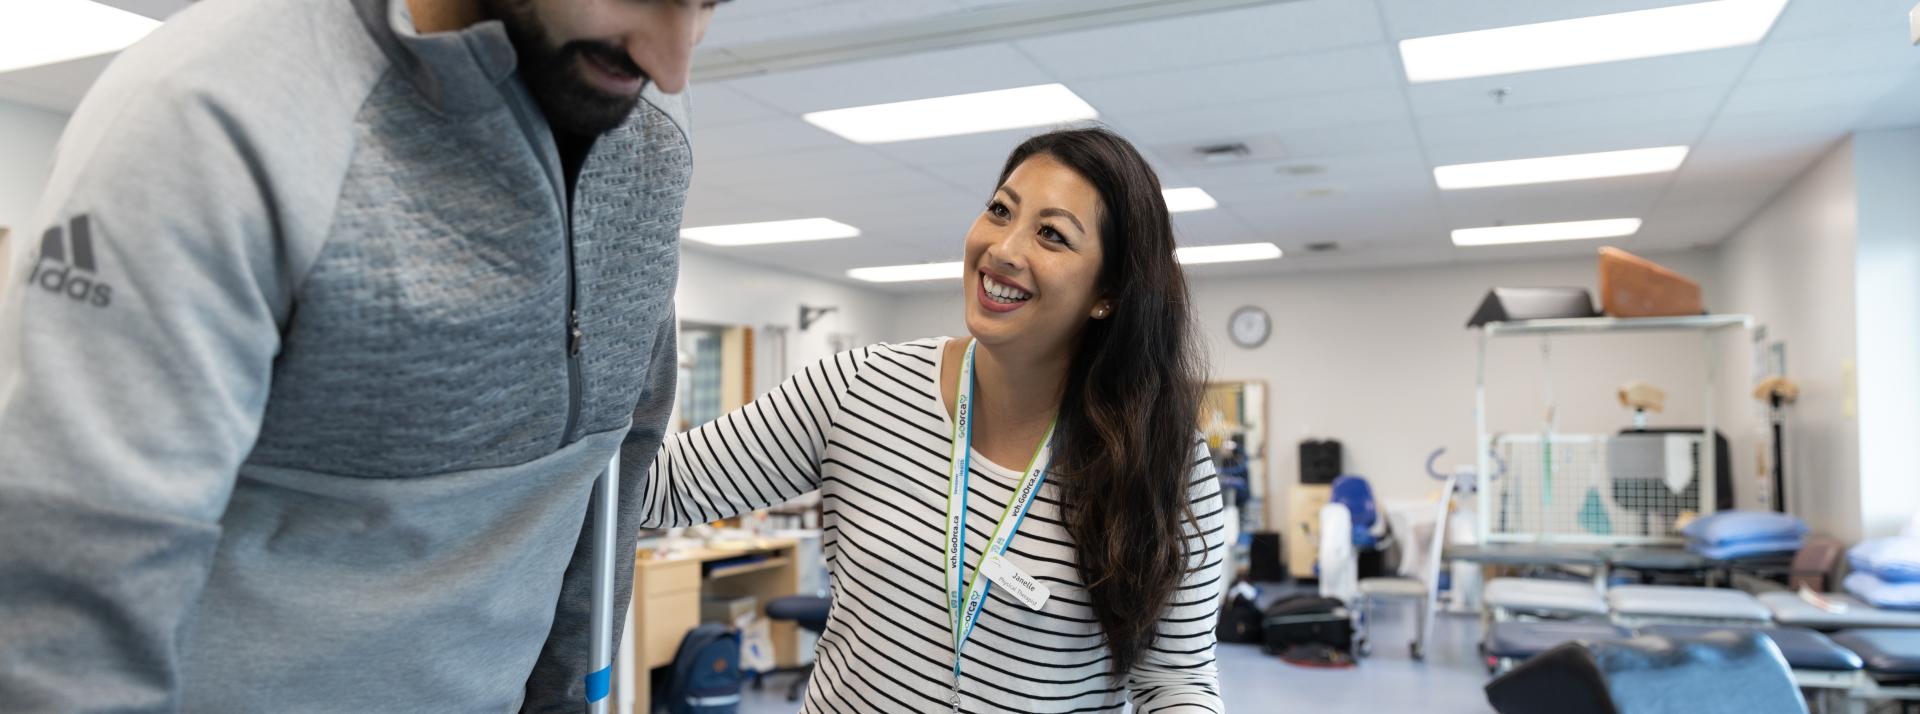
640, 337, 1227, 713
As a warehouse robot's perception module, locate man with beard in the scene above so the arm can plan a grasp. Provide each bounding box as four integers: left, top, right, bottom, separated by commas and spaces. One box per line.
0, 0, 727, 711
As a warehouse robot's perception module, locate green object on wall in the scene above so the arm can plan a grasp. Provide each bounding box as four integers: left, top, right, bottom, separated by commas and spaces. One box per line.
1579, 487, 1613, 535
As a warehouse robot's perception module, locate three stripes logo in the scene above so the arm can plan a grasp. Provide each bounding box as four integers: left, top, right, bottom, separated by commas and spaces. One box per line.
29, 214, 113, 308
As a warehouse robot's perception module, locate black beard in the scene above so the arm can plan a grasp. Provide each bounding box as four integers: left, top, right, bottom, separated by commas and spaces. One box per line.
480, 0, 645, 137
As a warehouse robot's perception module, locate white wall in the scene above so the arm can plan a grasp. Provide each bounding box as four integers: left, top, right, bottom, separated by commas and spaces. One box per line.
675, 248, 897, 393
1850, 128, 1920, 539
887, 252, 1730, 529
0, 100, 68, 259
1712, 139, 1862, 540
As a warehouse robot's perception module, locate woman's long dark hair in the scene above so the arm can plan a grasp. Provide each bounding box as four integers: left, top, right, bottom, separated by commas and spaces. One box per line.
996, 127, 1206, 678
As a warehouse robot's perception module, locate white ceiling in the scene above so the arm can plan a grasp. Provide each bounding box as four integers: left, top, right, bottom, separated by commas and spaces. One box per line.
6, 0, 1918, 291
672, 0, 1920, 290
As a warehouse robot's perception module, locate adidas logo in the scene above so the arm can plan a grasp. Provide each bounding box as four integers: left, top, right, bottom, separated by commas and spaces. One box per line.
28, 214, 113, 308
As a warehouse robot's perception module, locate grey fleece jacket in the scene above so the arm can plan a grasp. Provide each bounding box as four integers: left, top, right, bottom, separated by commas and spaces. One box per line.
0, 0, 691, 711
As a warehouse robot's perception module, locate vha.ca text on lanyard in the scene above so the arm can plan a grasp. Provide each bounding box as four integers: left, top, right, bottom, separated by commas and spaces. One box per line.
945, 340, 1055, 712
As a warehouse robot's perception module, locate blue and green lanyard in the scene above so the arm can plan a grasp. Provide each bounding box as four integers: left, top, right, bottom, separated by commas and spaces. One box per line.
944, 340, 1056, 712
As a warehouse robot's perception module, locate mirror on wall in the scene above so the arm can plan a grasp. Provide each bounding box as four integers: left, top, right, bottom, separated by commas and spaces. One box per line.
676, 322, 754, 433
1201, 380, 1267, 571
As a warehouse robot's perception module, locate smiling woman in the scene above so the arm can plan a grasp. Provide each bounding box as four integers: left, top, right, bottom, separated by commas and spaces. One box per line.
629, 127, 1226, 713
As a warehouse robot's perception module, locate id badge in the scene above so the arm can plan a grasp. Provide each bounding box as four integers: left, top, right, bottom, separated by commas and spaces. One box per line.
980, 554, 1050, 611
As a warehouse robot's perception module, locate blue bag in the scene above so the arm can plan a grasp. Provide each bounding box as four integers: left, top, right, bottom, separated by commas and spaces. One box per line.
654, 623, 742, 714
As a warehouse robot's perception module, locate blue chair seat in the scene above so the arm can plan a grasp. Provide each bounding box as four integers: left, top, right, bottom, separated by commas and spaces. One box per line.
766, 595, 830, 633
1832, 628, 1920, 677
1641, 624, 1863, 672
1487, 621, 1632, 660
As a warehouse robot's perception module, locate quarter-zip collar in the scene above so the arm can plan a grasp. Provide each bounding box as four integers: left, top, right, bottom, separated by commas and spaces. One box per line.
352, 0, 520, 116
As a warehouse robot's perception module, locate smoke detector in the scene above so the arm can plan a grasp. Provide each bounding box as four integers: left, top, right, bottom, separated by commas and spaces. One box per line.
1194, 142, 1252, 164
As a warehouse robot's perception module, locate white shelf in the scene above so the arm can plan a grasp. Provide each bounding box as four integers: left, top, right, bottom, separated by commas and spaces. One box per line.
1482, 314, 1752, 337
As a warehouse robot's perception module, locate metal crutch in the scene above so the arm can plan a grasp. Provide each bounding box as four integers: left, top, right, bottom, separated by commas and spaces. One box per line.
587, 452, 620, 714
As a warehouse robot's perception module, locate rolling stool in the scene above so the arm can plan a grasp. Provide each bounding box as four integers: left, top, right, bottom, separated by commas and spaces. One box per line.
764, 595, 830, 702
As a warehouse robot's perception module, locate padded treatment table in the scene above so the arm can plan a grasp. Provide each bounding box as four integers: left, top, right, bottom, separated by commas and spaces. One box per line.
1486, 578, 1609, 621
1485, 621, 1632, 674
1760, 592, 1920, 632
1608, 585, 1773, 627
1829, 629, 1920, 713
1642, 624, 1866, 695
1451, 544, 1610, 568
1485, 629, 1807, 714
1603, 547, 1714, 585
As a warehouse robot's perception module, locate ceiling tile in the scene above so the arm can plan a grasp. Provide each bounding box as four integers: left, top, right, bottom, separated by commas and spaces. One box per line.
688, 82, 786, 127
692, 145, 908, 187
690, 116, 847, 163
1423, 119, 1708, 165
1436, 174, 1668, 227
702, 0, 959, 48
1375, 0, 1695, 39
720, 43, 1054, 115
1403, 47, 1752, 116
1416, 86, 1724, 149
1171, 209, 1261, 245
1069, 46, 1402, 117
1717, 70, 1909, 116
1106, 88, 1410, 145
1744, 26, 1920, 82
1014, 0, 1386, 81
1180, 150, 1431, 189
1767, 0, 1919, 41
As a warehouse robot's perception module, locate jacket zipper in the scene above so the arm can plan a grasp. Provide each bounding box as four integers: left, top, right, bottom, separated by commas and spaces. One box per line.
561, 235, 583, 446
501, 85, 586, 449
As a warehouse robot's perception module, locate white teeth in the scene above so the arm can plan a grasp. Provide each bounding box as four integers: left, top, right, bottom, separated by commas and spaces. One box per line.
982, 274, 1031, 303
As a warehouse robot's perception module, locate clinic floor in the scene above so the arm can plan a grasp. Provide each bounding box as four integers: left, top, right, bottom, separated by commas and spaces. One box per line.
735, 604, 1495, 713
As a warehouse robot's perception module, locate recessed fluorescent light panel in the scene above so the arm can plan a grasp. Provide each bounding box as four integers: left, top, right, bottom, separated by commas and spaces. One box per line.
1435, 146, 1690, 190
680, 218, 860, 247
1162, 187, 1218, 213
803, 84, 1098, 144
1399, 0, 1788, 83
1175, 243, 1283, 265
1452, 218, 1642, 246
0, 0, 161, 73
846, 262, 965, 283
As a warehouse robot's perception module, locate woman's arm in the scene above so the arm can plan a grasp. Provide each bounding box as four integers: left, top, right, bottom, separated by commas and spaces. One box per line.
625, 343, 874, 529
1127, 439, 1230, 712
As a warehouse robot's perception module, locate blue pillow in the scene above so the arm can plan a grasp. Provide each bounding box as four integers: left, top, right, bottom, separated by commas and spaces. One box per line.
1845, 571, 1920, 610
1849, 537, 1920, 584
1689, 535, 1803, 561
1680, 510, 1808, 546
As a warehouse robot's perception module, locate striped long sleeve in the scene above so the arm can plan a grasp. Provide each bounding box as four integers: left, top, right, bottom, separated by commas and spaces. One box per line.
634, 345, 870, 528
1126, 441, 1229, 712
630, 338, 1226, 713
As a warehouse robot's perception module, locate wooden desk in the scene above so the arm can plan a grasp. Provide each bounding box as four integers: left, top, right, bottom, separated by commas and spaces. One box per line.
621, 538, 804, 710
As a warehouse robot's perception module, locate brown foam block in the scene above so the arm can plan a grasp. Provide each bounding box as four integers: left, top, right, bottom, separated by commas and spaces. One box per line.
1598, 246, 1702, 317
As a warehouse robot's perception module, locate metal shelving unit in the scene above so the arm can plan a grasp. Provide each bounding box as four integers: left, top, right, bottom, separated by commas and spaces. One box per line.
1474, 314, 1754, 545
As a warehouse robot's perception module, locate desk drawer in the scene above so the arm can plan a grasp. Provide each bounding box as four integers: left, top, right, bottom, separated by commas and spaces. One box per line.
641, 558, 700, 597
641, 589, 700, 667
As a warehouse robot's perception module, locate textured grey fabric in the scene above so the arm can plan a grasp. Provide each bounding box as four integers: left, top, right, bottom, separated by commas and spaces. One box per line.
1607, 585, 1773, 621
0, 0, 691, 710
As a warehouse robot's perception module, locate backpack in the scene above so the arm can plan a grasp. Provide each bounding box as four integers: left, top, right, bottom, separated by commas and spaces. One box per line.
1260, 595, 1353, 662
1216, 582, 1265, 645
652, 623, 742, 714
